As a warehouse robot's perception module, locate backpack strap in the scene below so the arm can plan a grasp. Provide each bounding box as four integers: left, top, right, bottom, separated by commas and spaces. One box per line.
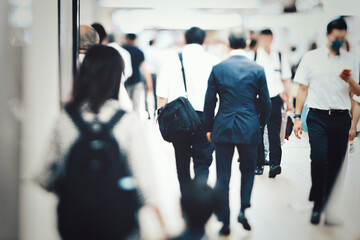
103, 110, 125, 132
65, 105, 93, 136
254, 51, 257, 61
178, 53, 188, 98
65, 105, 125, 135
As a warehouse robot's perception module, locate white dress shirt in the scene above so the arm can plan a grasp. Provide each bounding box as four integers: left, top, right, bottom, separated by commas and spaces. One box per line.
255, 47, 292, 98
230, 49, 248, 57
108, 42, 133, 81
294, 46, 359, 110
156, 44, 220, 112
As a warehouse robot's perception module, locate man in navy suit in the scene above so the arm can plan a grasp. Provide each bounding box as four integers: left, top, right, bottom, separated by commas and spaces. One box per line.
204, 33, 271, 235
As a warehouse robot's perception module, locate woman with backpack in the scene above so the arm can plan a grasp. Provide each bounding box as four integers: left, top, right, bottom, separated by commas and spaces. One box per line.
37, 45, 159, 240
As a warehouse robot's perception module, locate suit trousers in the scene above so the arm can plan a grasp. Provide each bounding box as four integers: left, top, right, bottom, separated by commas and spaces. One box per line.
257, 95, 283, 167
172, 112, 214, 194
307, 110, 351, 210
214, 142, 257, 224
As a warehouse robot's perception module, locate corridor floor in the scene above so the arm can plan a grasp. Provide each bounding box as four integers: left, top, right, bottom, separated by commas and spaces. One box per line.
146, 120, 360, 240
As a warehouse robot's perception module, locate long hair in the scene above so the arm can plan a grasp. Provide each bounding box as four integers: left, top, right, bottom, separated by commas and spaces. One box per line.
69, 45, 124, 113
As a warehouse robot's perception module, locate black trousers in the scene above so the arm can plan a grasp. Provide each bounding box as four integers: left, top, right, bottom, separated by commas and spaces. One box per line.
257, 95, 283, 167
151, 74, 157, 112
307, 110, 351, 210
214, 142, 257, 224
172, 112, 214, 194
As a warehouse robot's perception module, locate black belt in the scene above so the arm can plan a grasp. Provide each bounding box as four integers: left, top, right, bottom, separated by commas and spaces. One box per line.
309, 108, 349, 116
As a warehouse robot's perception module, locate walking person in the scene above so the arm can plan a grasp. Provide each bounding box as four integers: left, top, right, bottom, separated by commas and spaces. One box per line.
204, 33, 271, 235
157, 27, 219, 194
89, 23, 133, 111
122, 33, 153, 116
293, 17, 359, 225
253, 29, 293, 178
37, 45, 159, 239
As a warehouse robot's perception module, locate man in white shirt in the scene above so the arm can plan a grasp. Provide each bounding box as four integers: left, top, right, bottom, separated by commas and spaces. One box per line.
157, 27, 220, 194
253, 29, 293, 178
107, 33, 133, 82
293, 17, 360, 225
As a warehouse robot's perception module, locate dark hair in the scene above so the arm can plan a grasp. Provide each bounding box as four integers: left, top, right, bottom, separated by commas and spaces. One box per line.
69, 45, 124, 113
107, 33, 115, 43
185, 27, 206, 45
126, 33, 137, 41
327, 17, 347, 34
91, 23, 107, 43
259, 29, 273, 36
149, 40, 154, 46
228, 33, 247, 49
181, 181, 219, 231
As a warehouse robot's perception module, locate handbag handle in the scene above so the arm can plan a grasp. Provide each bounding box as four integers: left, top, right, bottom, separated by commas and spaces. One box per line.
178, 53, 188, 98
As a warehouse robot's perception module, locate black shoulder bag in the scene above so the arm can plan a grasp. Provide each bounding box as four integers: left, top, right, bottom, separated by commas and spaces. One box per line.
157, 53, 201, 143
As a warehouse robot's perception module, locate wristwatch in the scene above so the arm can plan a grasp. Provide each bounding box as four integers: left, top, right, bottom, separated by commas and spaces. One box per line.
294, 114, 301, 119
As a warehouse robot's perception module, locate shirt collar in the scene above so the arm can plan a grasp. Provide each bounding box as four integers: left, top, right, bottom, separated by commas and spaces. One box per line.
230, 49, 247, 57
321, 45, 346, 58
183, 43, 204, 52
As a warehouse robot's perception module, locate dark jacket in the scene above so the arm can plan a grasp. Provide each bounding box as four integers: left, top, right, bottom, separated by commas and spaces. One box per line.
204, 55, 271, 144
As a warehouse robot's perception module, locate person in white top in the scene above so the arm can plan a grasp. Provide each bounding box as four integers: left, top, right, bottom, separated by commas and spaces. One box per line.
293, 17, 360, 225
107, 33, 133, 81
157, 27, 220, 194
90, 23, 133, 112
252, 29, 293, 178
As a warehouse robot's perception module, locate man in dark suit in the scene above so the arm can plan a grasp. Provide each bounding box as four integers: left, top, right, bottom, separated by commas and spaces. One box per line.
204, 33, 271, 236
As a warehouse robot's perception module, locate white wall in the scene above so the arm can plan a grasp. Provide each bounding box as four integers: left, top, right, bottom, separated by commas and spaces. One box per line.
19, 0, 61, 239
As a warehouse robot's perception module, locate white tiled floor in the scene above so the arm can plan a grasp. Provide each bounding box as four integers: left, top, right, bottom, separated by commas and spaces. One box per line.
144, 120, 360, 240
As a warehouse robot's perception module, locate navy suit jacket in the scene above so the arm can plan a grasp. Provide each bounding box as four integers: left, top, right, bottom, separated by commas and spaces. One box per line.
204, 55, 271, 144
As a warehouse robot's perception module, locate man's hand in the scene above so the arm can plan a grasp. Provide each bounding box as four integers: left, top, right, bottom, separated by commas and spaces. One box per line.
293, 118, 303, 140
207, 132, 212, 143
339, 69, 351, 83
349, 127, 356, 141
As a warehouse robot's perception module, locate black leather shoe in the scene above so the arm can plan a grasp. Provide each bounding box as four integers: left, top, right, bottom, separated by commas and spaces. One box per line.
219, 223, 230, 236
254, 166, 264, 175
311, 211, 321, 225
268, 165, 281, 178
238, 213, 251, 231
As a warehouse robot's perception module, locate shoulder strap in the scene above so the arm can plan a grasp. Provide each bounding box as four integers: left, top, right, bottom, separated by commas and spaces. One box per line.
278, 52, 282, 73
65, 105, 92, 135
103, 110, 125, 132
254, 51, 257, 61
65, 105, 125, 135
178, 53, 188, 97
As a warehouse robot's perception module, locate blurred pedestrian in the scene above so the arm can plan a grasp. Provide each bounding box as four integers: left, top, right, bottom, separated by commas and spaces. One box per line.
170, 181, 219, 240
89, 23, 133, 111
253, 29, 293, 178
293, 17, 359, 225
123, 33, 153, 117
38, 45, 159, 239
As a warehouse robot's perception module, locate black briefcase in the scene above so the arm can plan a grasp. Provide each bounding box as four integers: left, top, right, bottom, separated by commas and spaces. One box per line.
157, 53, 200, 143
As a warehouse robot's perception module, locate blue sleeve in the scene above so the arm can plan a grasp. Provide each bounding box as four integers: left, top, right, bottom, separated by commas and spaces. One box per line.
257, 68, 272, 127
203, 71, 218, 132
